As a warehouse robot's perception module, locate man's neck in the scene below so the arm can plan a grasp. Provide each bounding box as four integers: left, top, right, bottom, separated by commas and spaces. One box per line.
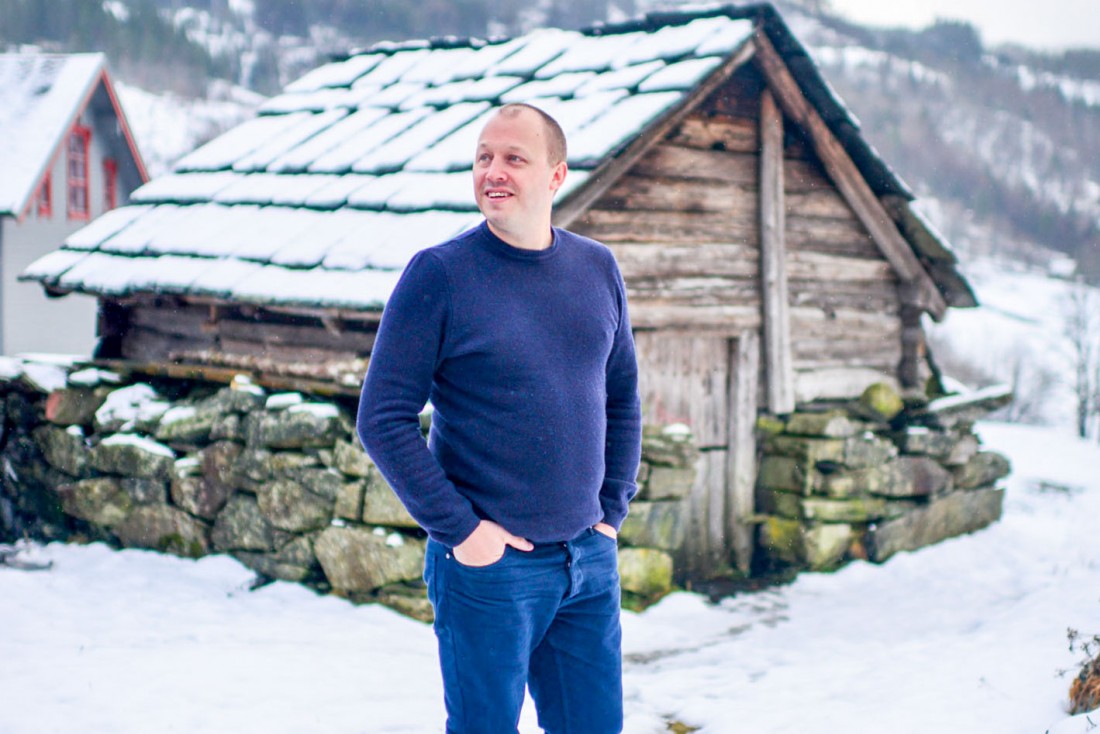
487, 220, 553, 251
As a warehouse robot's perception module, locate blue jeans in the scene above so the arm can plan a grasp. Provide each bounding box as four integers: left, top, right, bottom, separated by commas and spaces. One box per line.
424, 527, 623, 734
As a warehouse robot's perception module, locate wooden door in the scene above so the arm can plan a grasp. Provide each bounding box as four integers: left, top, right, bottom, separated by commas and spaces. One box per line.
634, 331, 758, 579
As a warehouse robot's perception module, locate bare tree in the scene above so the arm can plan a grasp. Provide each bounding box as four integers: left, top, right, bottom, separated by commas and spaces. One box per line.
1064, 281, 1100, 439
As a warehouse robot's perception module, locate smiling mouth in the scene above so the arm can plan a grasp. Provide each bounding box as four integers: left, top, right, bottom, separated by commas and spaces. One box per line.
486, 191, 512, 199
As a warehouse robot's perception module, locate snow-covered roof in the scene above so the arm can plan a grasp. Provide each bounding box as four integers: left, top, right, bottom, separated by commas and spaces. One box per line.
22, 9, 765, 312
25, 4, 956, 314
0, 53, 108, 215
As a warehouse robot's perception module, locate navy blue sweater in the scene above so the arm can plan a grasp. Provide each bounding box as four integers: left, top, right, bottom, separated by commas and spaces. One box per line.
357, 221, 642, 548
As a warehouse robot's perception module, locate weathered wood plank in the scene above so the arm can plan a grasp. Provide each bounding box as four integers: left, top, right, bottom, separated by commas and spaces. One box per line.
120, 325, 215, 363
218, 319, 376, 353
785, 189, 855, 219
786, 249, 895, 282
784, 157, 833, 192
752, 30, 947, 318
600, 174, 758, 217
575, 209, 759, 245
665, 114, 759, 153
632, 144, 759, 187
218, 337, 359, 366
794, 367, 900, 403
610, 242, 759, 279
628, 304, 762, 331
759, 88, 794, 415
634, 333, 731, 447
727, 330, 759, 574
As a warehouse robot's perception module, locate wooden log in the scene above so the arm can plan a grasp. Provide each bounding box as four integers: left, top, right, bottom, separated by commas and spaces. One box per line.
217, 337, 360, 366
631, 144, 759, 186
627, 283, 762, 308
727, 330, 759, 574
629, 303, 761, 332
752, 30, 947, 319
788, 288, 900, 316
784, 157, 833, 192
120, 325, 215, 363
217, 318, 376, 353
785, 189, 855, 220
664, 114, 759, 153
575, 209, 759, 245
600, 174, 758, 217
609, 242, 759, 279
786, 250, 895, 282
759, 88, 794, 415
129, 303, 213, 340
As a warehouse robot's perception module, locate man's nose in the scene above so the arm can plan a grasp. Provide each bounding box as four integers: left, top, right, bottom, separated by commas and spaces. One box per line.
486, 158, 507, 182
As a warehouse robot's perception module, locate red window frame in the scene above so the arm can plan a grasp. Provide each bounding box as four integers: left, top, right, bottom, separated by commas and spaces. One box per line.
103, 158, 118, 211
67, 124, 92, 221
35, 171, 53, 218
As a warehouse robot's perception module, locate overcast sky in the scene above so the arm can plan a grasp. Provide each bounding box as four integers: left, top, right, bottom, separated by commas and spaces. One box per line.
825, 0, 1100, 51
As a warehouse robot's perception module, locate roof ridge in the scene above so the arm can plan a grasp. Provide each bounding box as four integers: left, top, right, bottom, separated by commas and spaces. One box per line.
344, 3, 776, 59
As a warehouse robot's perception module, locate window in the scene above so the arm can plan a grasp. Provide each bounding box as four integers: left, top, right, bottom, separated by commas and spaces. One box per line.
103, 158, 118, 211
67, 124, 91, 221
35, 171, 52, 218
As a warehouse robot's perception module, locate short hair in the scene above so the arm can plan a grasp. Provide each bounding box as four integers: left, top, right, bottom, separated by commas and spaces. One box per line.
496, 103, 567, 165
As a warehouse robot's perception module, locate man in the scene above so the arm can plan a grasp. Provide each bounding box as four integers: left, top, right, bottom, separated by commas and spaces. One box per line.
357, 103, 642, 734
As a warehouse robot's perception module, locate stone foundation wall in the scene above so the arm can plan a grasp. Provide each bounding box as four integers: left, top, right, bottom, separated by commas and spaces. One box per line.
755, 384, 1012, 572
0, 358, 694, 617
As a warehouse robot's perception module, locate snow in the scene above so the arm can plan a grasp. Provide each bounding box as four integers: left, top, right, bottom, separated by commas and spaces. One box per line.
231, 109, 349, 172
18, 360, 70, 393
534, 31, 648, 77
927, 258, 1097, 428
67, 368, 123, 387
0, 421, 1094, 733
174, 113, 310, 172
265, 392, 304, 410
350, 102, 490, 175
94, 384, 170, 432
490, 28, 579, 78
284, 54, 384, 93
287, 402, 340, 419
64, 204, 153, 249
308, 108, 432, 174
636, 56, 725, 92
267, 107, 389, 173
574, 60, 666, 96
620, 15, 741, 65
99, 433, 176, 459
567, 91, 685, 166
131, 172, 239, 204
115, 80, 264, 178
499, 72, 598, 104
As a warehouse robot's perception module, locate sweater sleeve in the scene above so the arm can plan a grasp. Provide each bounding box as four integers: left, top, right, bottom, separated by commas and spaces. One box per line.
599, 260, 643, 530
356, 251, 482, 548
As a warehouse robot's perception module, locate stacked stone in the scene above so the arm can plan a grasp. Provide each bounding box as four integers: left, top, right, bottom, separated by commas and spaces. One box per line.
756, 384, 1011, 572
1, 364, 430, 618
617, 423, 697, 601
0, 361, 704, 617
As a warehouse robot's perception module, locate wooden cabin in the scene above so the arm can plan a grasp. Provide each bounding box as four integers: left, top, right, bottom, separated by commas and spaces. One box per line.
1, 53, 147, 356
23, 4, 976, 579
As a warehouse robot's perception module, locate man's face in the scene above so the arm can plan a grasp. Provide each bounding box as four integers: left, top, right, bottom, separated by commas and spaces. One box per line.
473, 109, 566, 242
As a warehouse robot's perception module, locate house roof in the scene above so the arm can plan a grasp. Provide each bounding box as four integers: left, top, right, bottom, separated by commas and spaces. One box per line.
0, 53, 145, 217
22, 3, 974, 314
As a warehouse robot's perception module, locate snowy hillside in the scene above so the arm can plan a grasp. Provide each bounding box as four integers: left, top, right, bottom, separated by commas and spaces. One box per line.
116, 80, 263, 178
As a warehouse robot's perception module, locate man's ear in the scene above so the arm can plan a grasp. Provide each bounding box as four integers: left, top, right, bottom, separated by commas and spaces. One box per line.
549, 160, 568, 193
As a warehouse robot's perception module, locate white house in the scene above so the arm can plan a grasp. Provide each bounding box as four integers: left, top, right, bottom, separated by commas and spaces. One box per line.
0, 53, 146, 356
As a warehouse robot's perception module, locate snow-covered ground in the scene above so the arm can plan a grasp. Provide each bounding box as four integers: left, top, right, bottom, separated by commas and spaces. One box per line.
0, 419, 1095, 733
